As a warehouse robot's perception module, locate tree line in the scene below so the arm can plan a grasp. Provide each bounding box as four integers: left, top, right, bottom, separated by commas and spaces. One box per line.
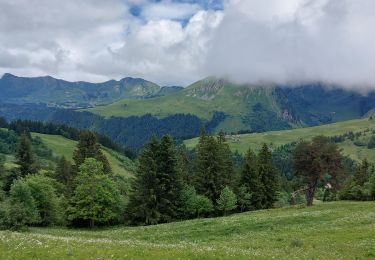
1, 125, 375, 229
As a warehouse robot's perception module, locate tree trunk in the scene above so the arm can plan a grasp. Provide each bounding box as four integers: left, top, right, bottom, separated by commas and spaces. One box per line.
90, 219, 94, 228
306, 181, 318, 206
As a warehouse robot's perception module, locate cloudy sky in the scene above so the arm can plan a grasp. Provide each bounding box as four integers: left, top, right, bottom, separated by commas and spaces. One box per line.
0, 0, 374, 87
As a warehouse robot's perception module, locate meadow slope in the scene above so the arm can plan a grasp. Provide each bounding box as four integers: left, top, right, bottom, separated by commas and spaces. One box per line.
185, 118, 375, 162
1, 201, 374, 259
31, 133, 134, 177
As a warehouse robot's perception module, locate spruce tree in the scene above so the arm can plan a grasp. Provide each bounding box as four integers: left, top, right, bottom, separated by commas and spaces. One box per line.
16, 132, 38, 177
240, 149, 264, 210
258, 144, 279, 209
73, 131, 111, 174
127, 136, 160, 225
194, 130, 234, 205
155, 135, 183, 222
55, 156, 73, 195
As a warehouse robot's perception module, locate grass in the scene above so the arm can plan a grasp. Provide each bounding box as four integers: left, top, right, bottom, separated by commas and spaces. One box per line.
31, 133, 134, 177
185, 117, 375, 162
1, 201, 375, 259
83, 79, 280, 132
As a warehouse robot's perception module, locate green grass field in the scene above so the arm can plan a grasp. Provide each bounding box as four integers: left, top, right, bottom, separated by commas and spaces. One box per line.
185, 118, 375, 162
1, 201, 374, 259
31, 133, 134, 177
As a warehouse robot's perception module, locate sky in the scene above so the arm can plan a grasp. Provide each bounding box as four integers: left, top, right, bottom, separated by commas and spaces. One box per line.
0, 0, 374, 88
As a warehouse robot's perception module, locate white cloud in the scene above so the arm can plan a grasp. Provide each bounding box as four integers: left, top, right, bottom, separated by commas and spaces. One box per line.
0, 0, 375, 89
206, 0, 375, 88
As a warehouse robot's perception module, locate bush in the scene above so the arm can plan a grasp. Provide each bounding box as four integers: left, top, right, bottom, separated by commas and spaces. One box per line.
24, 174, 64, 226
6, 179, 40, 230
217, 186, 237, 216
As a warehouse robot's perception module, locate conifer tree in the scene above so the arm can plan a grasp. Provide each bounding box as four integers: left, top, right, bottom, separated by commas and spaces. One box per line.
240, 149, 264, 210
127, 136, 160, 225
55, 156, 73, 195
73, 131, 111, 174
258, 144, 279, 209
155, 135, 183, 222
16, 132, 38, 177
194, 130, 233, 204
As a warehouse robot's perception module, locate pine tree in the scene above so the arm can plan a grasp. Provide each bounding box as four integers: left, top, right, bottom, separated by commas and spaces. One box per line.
73, 131, 111, 174
127, 136, 160, 225
155, 135, 183, 222
55, 156, 73, 195
217, 186, 237, 216
258, 144, 279, 209
16, 132, 38, 177
240, 149, 264, 210
194, 130, 233, 205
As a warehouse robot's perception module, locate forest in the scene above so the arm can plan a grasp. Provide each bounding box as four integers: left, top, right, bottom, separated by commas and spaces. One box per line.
0, 118, 374, 229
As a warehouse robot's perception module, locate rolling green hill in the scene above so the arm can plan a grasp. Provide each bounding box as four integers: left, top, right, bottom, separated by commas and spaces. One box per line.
0, 73, 181, 109
185, 117, 375, 162
31, 133, 135, 177
86, 78, 375, 133
1, 201, 374, 259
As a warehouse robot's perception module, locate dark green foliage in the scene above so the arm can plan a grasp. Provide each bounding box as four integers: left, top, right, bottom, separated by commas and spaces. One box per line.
236, 186, 252, 212
258, 144, 280, 209
16, 133, 39, 176
6, 179, 40, 230
240, 149, 263, 210
243, 103, 291, 132
367, 136, 375, 149
217, 186, 237, 216
294, 136, 345, 206
194, 132, 234, 204
340, 159, 375, 201
73, 131, 111, 174
68, 158, 121, 228
127, 135, 183, 225
23, 174, 63, 226
127, 136, 160, 225
54, 156, 73, 195
155, 135, 183, 222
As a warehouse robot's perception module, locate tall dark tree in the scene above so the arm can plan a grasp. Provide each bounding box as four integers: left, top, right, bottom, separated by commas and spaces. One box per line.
155, 135, 183, 222
73, 131, 111, 174
127, 136, 160, 225
217, 130, 235, 188
294, 136, 344, 206
257, 144, 279, 209
194, 135, 223, 204
55, 156, 73, 195
16, 132, 38, 177
240, 149, 263, 210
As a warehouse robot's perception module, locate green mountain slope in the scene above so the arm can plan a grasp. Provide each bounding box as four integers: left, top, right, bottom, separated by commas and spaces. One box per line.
185, 117, 375, 162
1, 201, 374, 259
0, 73, 182, 108
86, 78, 291, 132
86, 78, 375, 133
31, 133, 134, 177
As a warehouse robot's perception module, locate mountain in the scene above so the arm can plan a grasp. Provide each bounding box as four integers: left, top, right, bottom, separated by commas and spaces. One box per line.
0, 73, 182, 108
86, 77, 375, 133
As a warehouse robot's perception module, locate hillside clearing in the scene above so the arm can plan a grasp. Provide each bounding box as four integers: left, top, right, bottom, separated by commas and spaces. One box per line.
31, 133, 134, 177
185, 118, 375, 162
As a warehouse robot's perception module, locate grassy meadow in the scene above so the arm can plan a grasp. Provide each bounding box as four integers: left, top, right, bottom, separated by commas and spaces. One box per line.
31, 133, 134, 177
185, 118, 375, 162
1, 201, 374, 259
